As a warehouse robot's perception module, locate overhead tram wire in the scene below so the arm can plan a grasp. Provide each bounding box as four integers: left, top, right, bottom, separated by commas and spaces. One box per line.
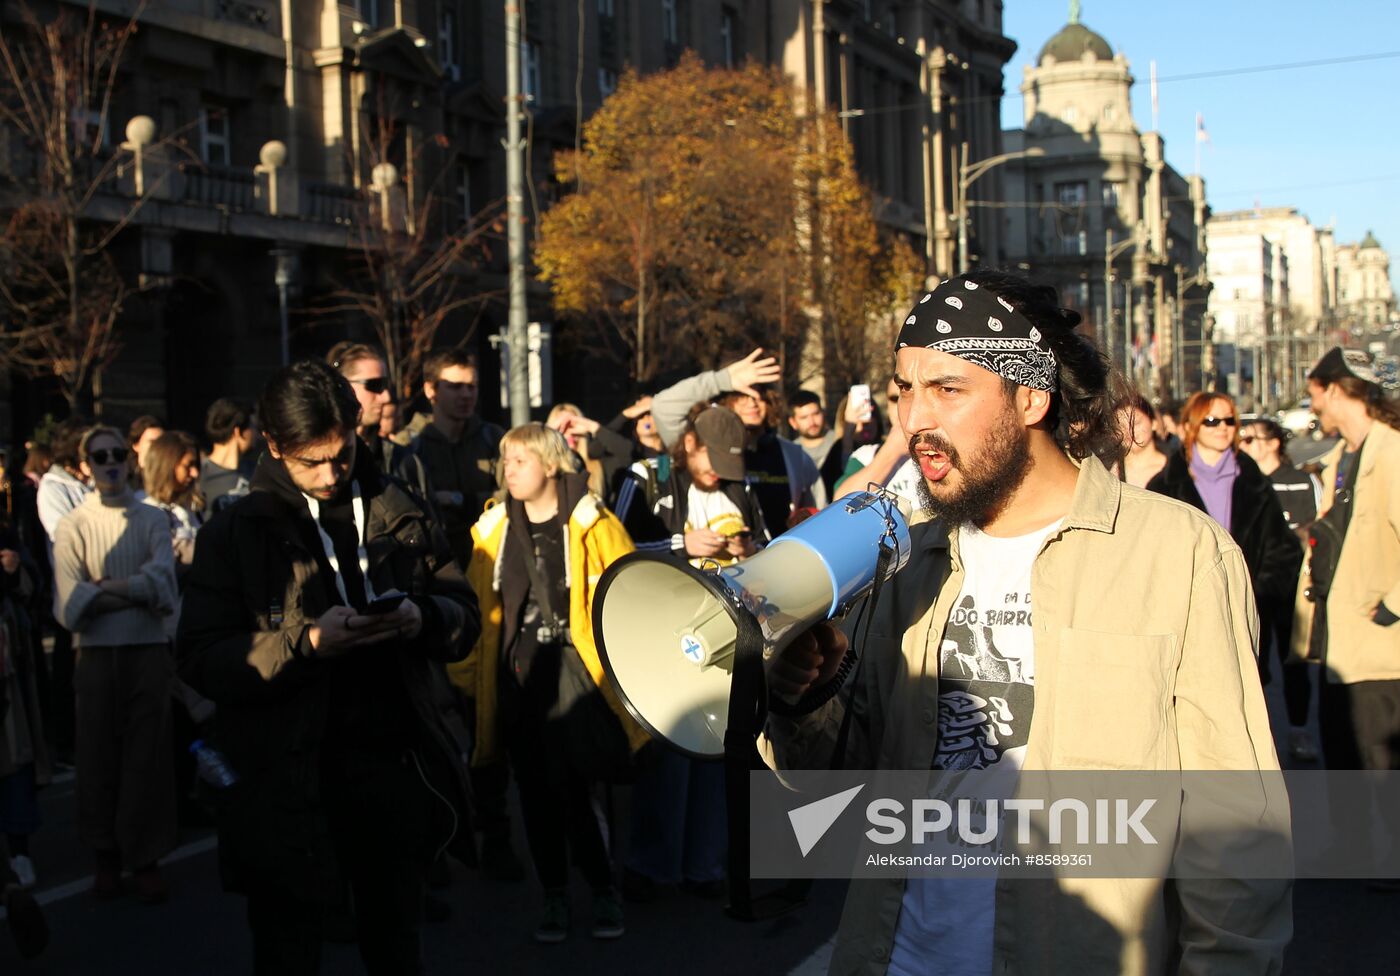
835, 49, 1400, 121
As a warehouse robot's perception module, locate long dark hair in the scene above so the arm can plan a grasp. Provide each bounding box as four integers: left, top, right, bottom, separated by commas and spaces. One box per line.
258, 360, 361, 453
143, 430, 204, 509
964, 269, 1127, 467
1326, 376, 1400, 430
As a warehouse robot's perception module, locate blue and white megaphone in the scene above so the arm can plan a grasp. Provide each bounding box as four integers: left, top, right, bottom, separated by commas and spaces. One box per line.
593, 490, 912, 759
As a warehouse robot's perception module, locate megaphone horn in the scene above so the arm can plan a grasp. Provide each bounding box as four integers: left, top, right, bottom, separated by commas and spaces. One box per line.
593, 489, 912, 759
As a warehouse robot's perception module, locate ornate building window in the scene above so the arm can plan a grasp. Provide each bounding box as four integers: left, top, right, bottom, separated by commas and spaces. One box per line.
662, 0, 678, 44
521, 40, 542, 103
440, 8, 460, 82
720, 8, 737, 67
200, 107, 230, 167
1055, 181, 1088, 255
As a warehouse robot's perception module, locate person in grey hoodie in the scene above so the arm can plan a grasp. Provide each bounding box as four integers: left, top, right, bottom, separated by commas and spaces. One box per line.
651, 349, 818, 534
52, 426, 178, 904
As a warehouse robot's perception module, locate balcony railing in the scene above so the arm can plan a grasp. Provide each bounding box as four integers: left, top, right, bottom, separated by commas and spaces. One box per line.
180, 163, 256, 211
303, 182, 364, 225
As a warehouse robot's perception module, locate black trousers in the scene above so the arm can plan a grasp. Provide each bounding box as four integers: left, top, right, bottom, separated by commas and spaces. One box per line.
1319, 679, 1400, 772
246, 750, 434, 976
1319, 679, 1400, 865
500, 671, 612, 893
49, 624, 75, 759
1257, 602, 1311, 729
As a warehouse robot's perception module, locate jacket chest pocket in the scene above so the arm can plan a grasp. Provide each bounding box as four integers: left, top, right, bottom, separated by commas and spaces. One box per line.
253, 549, 314, 632
1050, 629, 1175, 769
369, 524, 430, 595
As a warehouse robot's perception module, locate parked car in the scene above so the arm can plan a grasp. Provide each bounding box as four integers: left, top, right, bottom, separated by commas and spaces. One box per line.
1278, 398, 1322, 440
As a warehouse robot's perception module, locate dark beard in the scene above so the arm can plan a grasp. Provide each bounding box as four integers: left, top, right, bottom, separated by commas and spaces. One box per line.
914, 409, 1033, 527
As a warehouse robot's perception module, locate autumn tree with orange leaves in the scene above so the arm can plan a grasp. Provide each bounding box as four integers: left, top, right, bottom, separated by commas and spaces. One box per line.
535, 55, 919, 397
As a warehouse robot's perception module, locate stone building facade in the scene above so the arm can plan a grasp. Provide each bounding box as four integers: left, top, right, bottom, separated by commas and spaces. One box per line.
0, 0, 1016, 438
1335, 231, 1395, 333
999, 13, 1210, 399
1205, 207, 1335, 407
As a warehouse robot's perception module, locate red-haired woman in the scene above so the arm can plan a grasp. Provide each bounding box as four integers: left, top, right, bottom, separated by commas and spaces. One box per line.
1147, 391, 1303, 682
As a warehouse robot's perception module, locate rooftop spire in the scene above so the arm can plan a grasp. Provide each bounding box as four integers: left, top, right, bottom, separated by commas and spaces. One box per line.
1070, 0, 1081, 24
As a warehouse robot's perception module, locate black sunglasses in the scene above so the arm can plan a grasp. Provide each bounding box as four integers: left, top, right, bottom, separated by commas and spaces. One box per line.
349, 377, 391, 395
1198, 416, 1238, 428
87, 447, 129, 465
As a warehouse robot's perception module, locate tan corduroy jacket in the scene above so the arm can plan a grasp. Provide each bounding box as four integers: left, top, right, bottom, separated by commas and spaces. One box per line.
1291, 421, 1400, 684
761, 455, 1291, 976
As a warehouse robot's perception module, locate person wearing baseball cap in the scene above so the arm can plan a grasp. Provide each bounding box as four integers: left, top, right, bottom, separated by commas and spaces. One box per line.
1296, 347, 1400, 869
614, 404, 767, 570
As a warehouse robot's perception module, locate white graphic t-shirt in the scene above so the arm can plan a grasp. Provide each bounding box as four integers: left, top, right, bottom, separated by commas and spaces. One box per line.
685, 483, 747, 567
889, 519, 1061, 976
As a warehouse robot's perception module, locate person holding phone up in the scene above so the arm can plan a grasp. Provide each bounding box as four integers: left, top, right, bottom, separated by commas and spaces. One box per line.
178, 360, 480, 975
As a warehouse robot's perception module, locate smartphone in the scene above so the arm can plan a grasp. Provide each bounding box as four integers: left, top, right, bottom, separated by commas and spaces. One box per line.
363, 593, 406, 615
849, 383, 872, 423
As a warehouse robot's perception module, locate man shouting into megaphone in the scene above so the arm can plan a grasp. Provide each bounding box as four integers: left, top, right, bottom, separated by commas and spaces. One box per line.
761, 270, 1290, 976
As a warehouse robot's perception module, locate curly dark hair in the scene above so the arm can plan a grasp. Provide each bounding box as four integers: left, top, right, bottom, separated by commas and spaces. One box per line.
963, 268, 1128, 467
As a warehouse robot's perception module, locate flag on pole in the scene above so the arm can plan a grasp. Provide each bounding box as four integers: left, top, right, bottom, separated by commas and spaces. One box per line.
1196, 112, 1210, 144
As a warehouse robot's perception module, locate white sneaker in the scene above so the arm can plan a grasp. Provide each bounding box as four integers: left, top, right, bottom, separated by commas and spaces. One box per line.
8, 855, 36, 890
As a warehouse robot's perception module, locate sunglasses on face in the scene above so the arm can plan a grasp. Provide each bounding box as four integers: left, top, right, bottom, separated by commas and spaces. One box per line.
1239, 435, 1276, 445
1198, 416, 1237, 428
349, 377, 391, 395
87, 448, 129, 465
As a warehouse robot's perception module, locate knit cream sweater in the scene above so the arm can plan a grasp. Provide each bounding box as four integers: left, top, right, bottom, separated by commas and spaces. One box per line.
53, 491, 178, 647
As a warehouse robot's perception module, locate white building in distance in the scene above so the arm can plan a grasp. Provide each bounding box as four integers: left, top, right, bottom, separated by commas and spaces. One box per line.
1206, 207, 1334, 406
1335, 231, 1395, 332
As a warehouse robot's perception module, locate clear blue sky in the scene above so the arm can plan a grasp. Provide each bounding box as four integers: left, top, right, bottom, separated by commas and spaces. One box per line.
1000, 0, 1400, 285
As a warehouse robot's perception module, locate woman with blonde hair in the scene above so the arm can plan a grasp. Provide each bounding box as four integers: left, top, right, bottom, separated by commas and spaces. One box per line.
452, 423, 644, 944
52, 426, 178, 903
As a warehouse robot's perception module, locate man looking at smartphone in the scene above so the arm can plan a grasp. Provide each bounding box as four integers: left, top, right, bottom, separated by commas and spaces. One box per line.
178, 359, 480, 974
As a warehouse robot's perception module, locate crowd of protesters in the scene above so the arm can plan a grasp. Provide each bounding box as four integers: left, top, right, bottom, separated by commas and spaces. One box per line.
0, 288, 1396, 972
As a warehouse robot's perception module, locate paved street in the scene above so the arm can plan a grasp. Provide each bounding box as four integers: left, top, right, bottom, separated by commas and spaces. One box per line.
0, 769, 846, 975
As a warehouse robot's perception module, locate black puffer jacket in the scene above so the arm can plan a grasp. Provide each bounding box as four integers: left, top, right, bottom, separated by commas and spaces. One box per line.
1147, 448, 1304, 609
177, 445, 480, 902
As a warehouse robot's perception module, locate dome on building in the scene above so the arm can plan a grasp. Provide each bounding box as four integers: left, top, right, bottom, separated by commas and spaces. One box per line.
1038, 22, 1113, 65
1360, 230, 1381, 249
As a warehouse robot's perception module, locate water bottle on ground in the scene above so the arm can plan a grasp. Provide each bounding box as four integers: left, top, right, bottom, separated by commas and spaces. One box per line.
190, 739, 238, 789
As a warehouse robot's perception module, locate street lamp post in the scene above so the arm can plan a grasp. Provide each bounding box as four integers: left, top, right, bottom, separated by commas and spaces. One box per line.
1105, 227, 1137, 377
956, 143, 1043, 275
271, 248, 299, 367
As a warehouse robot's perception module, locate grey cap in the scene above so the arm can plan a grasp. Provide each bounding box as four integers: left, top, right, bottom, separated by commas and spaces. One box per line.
693, 407, 746, 482
1309, 346, 1380, 386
